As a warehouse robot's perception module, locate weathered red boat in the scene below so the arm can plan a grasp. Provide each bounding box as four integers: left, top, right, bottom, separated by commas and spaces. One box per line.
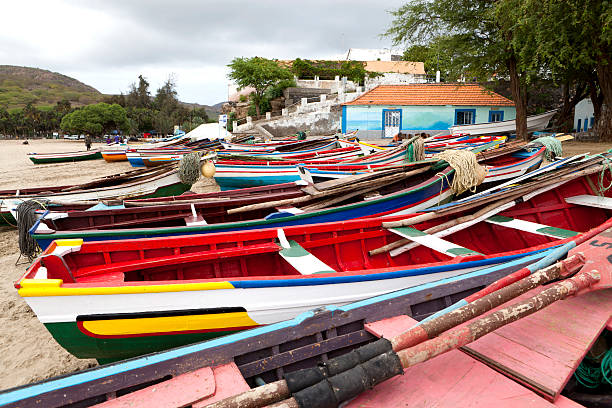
3, 224, 611, 407
14, 162, 612, 362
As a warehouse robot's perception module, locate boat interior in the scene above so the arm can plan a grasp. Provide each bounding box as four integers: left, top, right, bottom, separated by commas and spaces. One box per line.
30, 174, 611, 286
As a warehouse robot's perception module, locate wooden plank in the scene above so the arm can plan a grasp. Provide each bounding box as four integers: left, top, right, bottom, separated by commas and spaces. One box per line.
565, 194, 612, 209
365, 314, 417, 339
277, 231, 336, 275
388, 227, 482, 258
485, 215, 578, 239
97, 366, 215, 408
462, 288, 612, 401
192, 363, 250, 408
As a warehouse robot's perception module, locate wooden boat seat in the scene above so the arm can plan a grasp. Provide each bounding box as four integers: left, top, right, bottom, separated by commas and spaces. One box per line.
72, 242, 282, 279
565, 194, 612, 210
485, 215, 578, 239
97, 365, 217, 407
387, 227, 482, 258
277, 229, 337, 275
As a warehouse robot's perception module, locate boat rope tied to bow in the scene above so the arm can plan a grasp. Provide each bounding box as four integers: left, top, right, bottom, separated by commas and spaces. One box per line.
16, 199, 49, 262
178, 151, 202, 186
433, 149, 486, 195
404, 136, 425, 163
532, 136, 562, 161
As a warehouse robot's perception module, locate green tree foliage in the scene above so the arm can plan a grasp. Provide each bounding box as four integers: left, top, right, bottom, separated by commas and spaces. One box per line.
126, 75, 152, 109
60, 103, 129, 136
228, 57, 293, 116
501, 0, 612, 138
385, 0, 531, 139
402, 39, 464, 82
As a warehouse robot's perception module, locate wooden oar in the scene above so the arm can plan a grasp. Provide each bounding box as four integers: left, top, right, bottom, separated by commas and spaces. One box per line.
209, 226, 612, 408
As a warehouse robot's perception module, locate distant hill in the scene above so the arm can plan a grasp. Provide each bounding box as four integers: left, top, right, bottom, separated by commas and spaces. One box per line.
0, 65, 103, 109
181, 101, 225, 120
0, 65, 227, 117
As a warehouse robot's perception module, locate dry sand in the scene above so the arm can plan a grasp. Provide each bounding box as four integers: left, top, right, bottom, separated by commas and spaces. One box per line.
0, 139, 217, 390
0, 138, 610, 391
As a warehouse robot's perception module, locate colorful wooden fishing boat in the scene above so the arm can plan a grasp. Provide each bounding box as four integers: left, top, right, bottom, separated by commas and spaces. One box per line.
30, 164, 454, 248
27, 149, 102, 164
1, 247, 573, 406
213, 144, 410, 189
15, 169, 612, 361
100, 149, 128, 162
300, 145, 544, 185
0, 166, 192, 226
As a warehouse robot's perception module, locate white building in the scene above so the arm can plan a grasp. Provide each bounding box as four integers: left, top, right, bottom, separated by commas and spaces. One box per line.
574, 99, 595, 132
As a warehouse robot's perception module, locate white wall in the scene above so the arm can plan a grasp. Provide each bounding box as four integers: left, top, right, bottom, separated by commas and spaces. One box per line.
574, 98, 595, 132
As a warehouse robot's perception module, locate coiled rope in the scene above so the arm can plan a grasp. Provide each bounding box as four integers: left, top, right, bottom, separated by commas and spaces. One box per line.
532, 136, 562, 161
178, 152, 202, 186
574, 346, 612, 389
433, 149, 487, 195
16, 199, 49, 263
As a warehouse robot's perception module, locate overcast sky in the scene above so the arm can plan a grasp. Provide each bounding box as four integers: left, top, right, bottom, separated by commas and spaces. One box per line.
0, 0, 407, 106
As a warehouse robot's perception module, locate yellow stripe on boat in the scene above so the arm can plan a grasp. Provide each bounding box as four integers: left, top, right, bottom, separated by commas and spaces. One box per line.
18, 279, 235, 297
80, 312, 258, 336
55, 239, 84, 247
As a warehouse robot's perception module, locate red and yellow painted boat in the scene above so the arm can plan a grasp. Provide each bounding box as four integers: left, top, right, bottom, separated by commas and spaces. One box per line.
14, 168, 612, 363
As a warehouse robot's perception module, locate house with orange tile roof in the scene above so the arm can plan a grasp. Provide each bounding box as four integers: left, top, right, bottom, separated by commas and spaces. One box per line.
341, 83, 516, 139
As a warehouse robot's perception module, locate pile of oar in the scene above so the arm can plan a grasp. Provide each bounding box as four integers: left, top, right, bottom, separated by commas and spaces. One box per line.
226, 162, 437, 215
372, 154, 609, 257
207, 221, 612, 408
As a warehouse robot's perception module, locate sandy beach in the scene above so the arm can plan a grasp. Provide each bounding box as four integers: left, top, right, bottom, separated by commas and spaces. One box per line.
0, 137, 610, 391
0, 139, 217, 390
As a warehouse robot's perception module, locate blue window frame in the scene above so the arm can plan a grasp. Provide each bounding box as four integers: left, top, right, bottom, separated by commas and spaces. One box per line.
455, 109, 476, 125
577, 119, 581, 131
488, 110, 504, 122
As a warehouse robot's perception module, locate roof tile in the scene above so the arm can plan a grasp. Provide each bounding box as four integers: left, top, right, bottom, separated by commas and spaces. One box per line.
344, 84, 514, 107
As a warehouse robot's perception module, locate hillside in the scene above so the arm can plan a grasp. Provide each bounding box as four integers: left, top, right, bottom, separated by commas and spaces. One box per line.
0, 65, 103, 109
181, 101, 224, 120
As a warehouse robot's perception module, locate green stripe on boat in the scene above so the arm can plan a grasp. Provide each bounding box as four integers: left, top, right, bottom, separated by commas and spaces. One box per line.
389, 227, 482, 257
485, 215, 578, 239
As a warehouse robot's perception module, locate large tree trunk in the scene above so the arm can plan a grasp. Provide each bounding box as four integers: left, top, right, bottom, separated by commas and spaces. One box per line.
588, 77, 603, 121
595, 52, 612, 141
555, 81, 586, 132
507, 56, 528, 140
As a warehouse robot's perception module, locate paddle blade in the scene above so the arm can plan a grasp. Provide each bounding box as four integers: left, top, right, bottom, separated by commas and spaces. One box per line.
570, 227, 612, 292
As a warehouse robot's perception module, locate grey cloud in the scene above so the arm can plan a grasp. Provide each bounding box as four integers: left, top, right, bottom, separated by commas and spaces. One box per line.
5, 0, 407, 103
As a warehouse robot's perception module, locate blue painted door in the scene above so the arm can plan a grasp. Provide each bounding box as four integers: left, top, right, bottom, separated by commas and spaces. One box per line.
584, 118, 588, 131
577, 119, 581, 132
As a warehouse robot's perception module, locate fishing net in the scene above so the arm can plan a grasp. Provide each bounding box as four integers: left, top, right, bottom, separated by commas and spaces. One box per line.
433, 149, 487, 195
16, 199, 49, 263
404, 137, 425, 162
532, 136, 562, 161
178, 152, 202, 186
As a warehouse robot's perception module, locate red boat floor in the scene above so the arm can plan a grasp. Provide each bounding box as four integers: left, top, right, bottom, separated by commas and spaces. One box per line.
357, 290, 612, 408
462, 288, 612, 401
96, 363, 249, 408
